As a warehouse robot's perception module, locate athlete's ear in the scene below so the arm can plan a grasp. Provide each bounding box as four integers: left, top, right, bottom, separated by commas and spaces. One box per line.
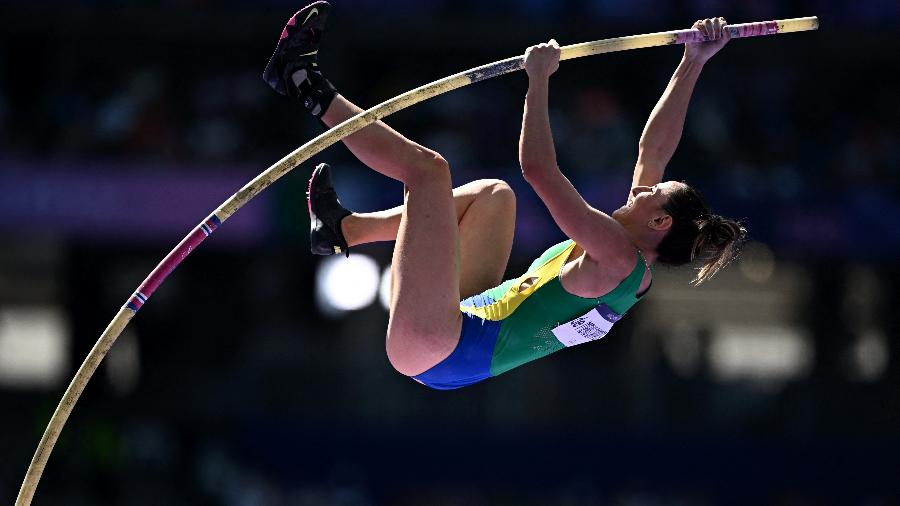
648, 213, 672, 232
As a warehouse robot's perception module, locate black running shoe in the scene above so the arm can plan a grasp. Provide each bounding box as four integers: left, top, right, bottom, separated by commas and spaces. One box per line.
263, 1, 337, 116
307, 163, 352, 256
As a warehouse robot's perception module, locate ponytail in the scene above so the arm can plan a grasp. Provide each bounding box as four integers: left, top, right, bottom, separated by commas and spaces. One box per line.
691, 214, 747, 285
656, 185, 747, 285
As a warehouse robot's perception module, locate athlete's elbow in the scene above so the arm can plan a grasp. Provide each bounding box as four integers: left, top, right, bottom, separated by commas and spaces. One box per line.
520, 166, 542, 187
520, 162, 554, 186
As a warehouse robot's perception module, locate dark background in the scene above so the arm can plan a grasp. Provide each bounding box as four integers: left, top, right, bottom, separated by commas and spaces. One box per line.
1, 1, 898, 504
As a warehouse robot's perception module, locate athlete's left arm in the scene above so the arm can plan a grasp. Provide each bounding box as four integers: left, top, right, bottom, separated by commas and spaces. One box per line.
520, 40, 635, 264
632, 17, 731, 188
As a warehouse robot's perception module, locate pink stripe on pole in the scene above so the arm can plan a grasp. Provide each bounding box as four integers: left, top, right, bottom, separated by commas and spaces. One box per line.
674, 29, 710, 45
675, 21, 780, 45
127, 214, 222, 309
729, 21, 778, 38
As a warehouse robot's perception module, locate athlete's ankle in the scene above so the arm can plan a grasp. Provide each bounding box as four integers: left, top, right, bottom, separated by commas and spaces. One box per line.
290, 68, 337, 117
319, 95, 346, 127
340, 213, 357, 247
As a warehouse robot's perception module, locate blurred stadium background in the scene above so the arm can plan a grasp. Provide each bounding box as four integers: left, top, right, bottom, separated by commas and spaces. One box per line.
1, 0, 898, 504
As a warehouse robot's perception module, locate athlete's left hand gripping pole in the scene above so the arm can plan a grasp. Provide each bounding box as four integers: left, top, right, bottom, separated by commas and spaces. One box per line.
16, 16, 817, 505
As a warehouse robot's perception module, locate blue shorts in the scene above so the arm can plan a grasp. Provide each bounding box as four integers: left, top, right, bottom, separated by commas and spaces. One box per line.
412, 311, 501, 390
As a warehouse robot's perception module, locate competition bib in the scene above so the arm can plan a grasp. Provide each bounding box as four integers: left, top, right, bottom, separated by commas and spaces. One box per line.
551, 303, 621, 347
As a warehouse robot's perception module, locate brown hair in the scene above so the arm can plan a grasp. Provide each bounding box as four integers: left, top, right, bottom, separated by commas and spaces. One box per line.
656, 184, 747, 285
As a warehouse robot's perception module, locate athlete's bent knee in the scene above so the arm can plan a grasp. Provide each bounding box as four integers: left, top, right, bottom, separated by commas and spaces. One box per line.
478, 179, 516, 210
425, 151, 450, 172
407, 151, 451, 188
488, 179, 515, 199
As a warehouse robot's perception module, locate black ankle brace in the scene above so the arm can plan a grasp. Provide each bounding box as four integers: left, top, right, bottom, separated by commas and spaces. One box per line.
290, 68, 337, 117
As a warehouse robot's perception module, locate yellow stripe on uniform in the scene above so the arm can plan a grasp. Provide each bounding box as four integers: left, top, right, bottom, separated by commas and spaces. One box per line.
463, 242, 577, 321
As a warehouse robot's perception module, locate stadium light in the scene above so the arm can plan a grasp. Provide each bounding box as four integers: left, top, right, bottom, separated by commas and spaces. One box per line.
315, 254, 380, 316
0, 306, 69, 389
378, 266, 392, 311
709, 324, 813, 385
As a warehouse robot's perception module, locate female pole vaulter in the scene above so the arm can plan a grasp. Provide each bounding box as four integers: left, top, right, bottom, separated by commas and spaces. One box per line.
264, 2, 746, 389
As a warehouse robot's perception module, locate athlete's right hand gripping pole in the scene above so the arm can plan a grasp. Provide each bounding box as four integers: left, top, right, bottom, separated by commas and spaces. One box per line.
559, 17, 818, 61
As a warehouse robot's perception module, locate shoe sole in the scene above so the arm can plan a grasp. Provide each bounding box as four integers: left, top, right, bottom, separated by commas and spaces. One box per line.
307, 163, 349, 256
306, 163, 325, 225
263, 1, 331, 95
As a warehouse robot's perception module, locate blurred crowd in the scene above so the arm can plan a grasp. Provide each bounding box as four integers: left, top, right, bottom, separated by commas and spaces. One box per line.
1, 1, 897, 256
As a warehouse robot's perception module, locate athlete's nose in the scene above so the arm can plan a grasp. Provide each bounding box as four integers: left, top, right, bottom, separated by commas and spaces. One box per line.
631, 186, 651, 198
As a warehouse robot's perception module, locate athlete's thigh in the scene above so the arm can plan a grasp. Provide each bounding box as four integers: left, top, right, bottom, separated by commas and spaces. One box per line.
454, 179, 516, 299
386, 169, 464, 376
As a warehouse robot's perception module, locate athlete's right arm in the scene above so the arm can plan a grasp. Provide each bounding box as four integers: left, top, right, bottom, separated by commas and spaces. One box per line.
632, 17, 730, 188
519, 41, 634, 264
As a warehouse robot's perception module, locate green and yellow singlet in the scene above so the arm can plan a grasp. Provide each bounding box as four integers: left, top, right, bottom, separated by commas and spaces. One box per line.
413, 240, 651, 390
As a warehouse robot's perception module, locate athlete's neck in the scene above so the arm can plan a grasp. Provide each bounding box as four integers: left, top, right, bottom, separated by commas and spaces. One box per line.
618, 220, 662, 265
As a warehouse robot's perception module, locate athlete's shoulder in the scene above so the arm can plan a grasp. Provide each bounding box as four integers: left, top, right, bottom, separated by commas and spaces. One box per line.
580, 229, 638, 276
562, 240, 639, 299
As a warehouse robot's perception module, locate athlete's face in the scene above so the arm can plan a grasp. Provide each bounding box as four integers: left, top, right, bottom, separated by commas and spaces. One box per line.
613, 181, 687, 226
